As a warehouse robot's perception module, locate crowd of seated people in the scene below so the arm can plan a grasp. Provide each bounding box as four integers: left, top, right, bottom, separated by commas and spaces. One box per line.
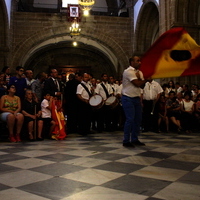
0, 66, 67, 142
0, 66, 200, 142
154, 80, 200, 133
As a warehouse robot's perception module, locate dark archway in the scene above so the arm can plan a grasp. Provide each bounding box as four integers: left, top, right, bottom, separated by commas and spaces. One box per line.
24, 41, 117, 79
134, 1, 159, 55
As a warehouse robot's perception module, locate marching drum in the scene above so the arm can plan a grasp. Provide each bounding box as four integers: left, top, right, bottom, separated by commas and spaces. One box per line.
89, 95, 104, 109
105, 96, 119, 109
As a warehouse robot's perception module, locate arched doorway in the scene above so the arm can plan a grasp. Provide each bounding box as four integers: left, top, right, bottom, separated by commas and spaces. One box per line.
12, 24, 128, 80
134, 1, 159, 55
23, 39, 117, 79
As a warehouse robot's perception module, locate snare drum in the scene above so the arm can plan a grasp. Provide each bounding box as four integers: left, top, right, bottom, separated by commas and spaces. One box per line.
89, 95, 104, 109
105, 96, 119, 109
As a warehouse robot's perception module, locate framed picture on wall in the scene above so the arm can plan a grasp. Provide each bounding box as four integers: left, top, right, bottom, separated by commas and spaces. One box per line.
69, 4, 79, 18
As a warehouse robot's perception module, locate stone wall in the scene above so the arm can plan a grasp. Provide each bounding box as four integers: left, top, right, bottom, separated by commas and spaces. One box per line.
9, 11, 133, 77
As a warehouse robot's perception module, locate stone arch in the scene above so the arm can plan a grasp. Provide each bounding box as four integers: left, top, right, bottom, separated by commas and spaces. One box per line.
0, 0, 9, 67
134, 1, 159, 54
11, 25, 128, 77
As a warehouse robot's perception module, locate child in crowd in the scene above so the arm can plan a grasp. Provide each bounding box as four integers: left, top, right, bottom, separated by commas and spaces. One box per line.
41, 93, 56, 138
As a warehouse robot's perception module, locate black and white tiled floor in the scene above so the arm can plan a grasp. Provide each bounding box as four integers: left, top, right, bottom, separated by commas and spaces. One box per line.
0, 131, 200, 200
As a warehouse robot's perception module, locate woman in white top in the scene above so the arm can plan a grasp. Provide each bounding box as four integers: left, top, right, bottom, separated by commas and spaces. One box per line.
180, 91, 196, 133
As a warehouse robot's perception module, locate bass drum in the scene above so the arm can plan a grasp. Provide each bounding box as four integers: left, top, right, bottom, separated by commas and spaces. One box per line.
105, 96, 119, 109
89, 95, 104, 109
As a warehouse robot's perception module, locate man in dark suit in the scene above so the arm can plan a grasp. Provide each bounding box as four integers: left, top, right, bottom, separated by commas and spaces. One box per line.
64, 72, 82, 133
43, 69, 62, 97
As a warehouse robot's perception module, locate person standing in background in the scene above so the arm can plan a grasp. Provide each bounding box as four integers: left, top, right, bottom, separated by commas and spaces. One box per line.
43, 69, 62, 98
142, 78, 163, 132
64, 73, 82, 133
9, 66, 27, 101
76, 73, 93, 135
25, 70, 35, 89
31, 72, 47, 103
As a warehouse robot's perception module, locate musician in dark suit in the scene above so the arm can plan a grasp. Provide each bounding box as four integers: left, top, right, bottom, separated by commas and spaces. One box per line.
43, 69, 62, 97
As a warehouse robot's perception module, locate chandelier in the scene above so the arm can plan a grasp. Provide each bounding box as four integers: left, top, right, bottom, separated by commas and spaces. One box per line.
69, 18, 81, 37
78, 0, 95, 11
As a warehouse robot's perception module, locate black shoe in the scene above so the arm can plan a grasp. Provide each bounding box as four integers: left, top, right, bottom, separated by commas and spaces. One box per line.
132, 140, 145, 146
123, 142, 135, 148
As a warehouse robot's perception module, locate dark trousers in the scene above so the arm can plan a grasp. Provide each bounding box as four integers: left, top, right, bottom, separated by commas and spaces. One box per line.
110, 104, 120, 130
65, 105, 79, 133
77, 101, 92, 134
96, 105, 112, 132
142, 100, 157, 131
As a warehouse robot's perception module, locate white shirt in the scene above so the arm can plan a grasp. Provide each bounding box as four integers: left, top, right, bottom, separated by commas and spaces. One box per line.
41, 99, 51, 118
176, 86, 183, 94
26, 78, 35, 86
76, 81, 92, 100
110, 83, 120, 96
181, 100, 194, 111
95, 82, 113, 100
118, 84, 122, 95
122, 66, 144, 97
143, 80, 163, 100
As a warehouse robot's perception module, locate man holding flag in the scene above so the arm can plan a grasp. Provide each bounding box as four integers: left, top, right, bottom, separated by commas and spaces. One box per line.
122, 56, 148, 147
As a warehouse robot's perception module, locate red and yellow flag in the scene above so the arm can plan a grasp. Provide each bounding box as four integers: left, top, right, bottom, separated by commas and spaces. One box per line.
140, 27, 200, 79
51, 100, 66, 140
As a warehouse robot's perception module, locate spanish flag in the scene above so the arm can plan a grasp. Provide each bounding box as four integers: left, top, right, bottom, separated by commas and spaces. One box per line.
51, 100, 66, 140
140, 27, 200, 79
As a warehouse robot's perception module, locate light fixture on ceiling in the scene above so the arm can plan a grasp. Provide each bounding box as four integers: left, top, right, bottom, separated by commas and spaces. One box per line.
73, 41, 78, 46
69, 18, 81, 37
78, 0, 95, 15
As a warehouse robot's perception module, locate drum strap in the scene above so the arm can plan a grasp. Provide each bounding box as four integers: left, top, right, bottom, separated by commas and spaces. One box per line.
81, 83, 92, 97
101, 83, 109, 98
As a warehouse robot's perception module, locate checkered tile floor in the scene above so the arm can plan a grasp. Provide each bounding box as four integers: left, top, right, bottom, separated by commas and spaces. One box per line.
0, 131, 200, 200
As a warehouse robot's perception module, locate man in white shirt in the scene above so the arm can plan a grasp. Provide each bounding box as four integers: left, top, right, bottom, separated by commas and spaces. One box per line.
142, 78, 163, 132
122, 56, 147, 147
109, 76, 121, 131
76, 73, 93, 135
95, 73, 113, 132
